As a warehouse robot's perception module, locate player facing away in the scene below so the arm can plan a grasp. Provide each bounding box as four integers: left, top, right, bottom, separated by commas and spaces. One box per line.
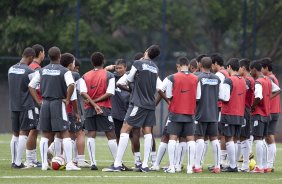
237, 59, 255, 172
194, 57, 221, 173
79, 52, 117, 170
107, 45, 162, 172
29, 46, 81, 171
260, 58, 281, 172
8, 47, 36, 168
25, 44, 45, 167
249, 60, 281, 173
219, 58, 247, 172
161, 57, 200, 174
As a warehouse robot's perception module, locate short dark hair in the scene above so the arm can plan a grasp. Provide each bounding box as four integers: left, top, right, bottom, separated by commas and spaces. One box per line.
177, 57, 189, 66
196, 54, 207, 62
239, 58, 251, 71
226, 58, 240, 71
32, 44, 44, 58
260, 57, 272, 71
189, 58, 198, 68
146, 45, 160, 60
91, 52, 104, 66
201, 57, 212, 69
211, 53, 224, 66
60, 53, 75, 68
250, 60, 262, 71
134, 52, 144, 60
48, 46, 61, 61
22, 47, 35, 58
115, 59, 127, 67
75, 58, 81, 67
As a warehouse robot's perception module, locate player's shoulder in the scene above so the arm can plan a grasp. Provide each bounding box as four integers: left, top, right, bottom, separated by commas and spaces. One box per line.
72, 72, 80, 81
106, 71, 115, 78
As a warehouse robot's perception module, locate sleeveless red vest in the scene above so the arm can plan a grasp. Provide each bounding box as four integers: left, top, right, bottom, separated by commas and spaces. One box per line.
252, 76, 272, 116
221, 75, 246, 116
245, 76, 255, 108
83, 69, 111, 109
268, 74, 281, 113
168, 72, 198, 115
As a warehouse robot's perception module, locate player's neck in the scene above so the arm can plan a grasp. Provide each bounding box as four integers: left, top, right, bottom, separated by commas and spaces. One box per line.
230, 71, 239, 76
19, 58, 29, 65
93, 66, 103, 70
50, 60, 60, 64
201, 68, 210, 73
33, 58, 41, 65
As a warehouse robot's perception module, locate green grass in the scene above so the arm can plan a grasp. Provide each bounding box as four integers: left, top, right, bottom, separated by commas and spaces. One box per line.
0, 134, 281, 184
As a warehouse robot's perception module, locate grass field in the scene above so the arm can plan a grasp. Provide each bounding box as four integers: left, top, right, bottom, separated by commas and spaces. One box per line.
0, 134, 281, 184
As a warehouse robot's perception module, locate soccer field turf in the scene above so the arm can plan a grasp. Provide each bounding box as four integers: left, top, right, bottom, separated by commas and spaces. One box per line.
0, 134, 281, 184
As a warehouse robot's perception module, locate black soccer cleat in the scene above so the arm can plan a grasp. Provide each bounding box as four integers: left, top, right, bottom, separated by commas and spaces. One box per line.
121, 164, 133, 171
91, 164, 98, 170
221, 166, 238, 172
12, 163, 27, 169
140, 167, 149, 173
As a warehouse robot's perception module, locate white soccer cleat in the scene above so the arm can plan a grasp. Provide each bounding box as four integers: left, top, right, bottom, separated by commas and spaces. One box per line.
41, 164, 50, 171
77, 160, 91, 168
66, 162, 81, 171
175, 165, 182, 172
164, 166, 175, 173
149, 165, 160, 171
187, 167, 193, 174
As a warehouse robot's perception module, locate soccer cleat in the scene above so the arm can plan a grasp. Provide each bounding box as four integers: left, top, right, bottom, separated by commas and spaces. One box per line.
252, 166, 264, 173
239, 168, 250, 173
140, 167, 149, 173
221, 166, 238, 172
208, 164, 224, 171
193, 167, 203, 173
66, 162, 81, 171
77, 160, 91, 168
12, 163, 27, 169
149, 165, 160, 171
187, 169, 193, 174
164, 166, 175, 173
264, 168, 274, 173
90, 164, 98, 170
121, 164, 133, 171
211, 167, 221, 173
25, 161, 42, 168
11, 163, 16, 168
175, 166, 182, 172
102, 165, 122, 172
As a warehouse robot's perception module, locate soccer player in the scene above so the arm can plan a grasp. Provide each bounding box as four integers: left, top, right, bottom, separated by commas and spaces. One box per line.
238, 58, 255, 171
250, 60, 280, 173
79, 52, 117, 170
161, 57, 200, 174
108, 45, 162, 172
29, 46, 81, 171
25, 44, 45, 167
8, 47, 36, 168
260, 58, 281, 172
194, 57, 221, 173
219, 58, 246, 172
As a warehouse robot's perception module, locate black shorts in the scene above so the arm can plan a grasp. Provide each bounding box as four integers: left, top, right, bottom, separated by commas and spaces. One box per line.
68, 114, 83, 133
11, 109, 36, 132
268, 114, 279, 135
124, 105, 156, 128
167, 121, 194, 137
39, 99, 70, 132
252, 120, 268, 137
222, 124, 241, 137
240, 108, 251, 138
84, 115, 115, 132
195, 122, 218, 137
114, 118, 123, 138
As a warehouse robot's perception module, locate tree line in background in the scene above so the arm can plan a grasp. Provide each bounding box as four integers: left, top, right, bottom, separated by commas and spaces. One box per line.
0, 0, 282, 63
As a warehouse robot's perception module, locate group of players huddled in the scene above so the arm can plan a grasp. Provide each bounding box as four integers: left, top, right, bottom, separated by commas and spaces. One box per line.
8, 44, 280, 174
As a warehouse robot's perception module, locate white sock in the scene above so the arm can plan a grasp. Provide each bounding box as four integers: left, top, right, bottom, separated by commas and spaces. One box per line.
201, 140, 209, 165
249, 136, 254, 152
48, 142, 55, 156
195, 139, 204, 168
211, 139, 220, 168
241, 140, 250, 169
175, 142, 186, 168
154, 142, 167, 166
150, 151, 157, 165
32, 149, 38, 162
134, 152, 142, 165
26, 149, 33, 164
226, 141, 236, 168
220, 149, 228, 166
142, 134, 152, 168
15, 135, 27, 166
173, 142, 179, 165
235, 141, 241, 162
267, 143, 276, 168
77, 154, 85, 162
54, 137, 63, 156
255, 140, 263, 169
40, 137, 49, 167
262, 140, 268, 169
108, 139, 118, 160
72, 140, 78, 161
63, 138, 73, 164
10, 135, 18, 164
114, 133, 129, 167
168, 140, 177, 167
87, 138, 96, 166
187, 141, 195, 171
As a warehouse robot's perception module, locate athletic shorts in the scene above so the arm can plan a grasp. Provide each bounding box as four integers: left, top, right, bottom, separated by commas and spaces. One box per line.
68, 114, 83, 133
11, 109, 36, 132
222, 124, 241, 137
167, 121, 194, 137
84, 115, 114, 132
268, 113, 279, 135
252, 120, 268, 137
124, 105, 156, 128
240, 108, 251, 138
39, 99, 69, 132
114, 118, 123, 138
195, 122, 218, 137
162, 126, 169, 137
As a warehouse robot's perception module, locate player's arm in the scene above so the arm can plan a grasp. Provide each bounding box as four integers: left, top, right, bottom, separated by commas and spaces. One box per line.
157, 77, 170, 105
93, 77, 115, 103
104, 65, 115, 71
156, 77, 172, 105
64, 71, 75, 107
251, 82, 263, 112
116, 73, 131, 92
196, 80, 201, 101
219, 78, 232, 102
28, 71, 42, 106
270, 80, 281, 99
